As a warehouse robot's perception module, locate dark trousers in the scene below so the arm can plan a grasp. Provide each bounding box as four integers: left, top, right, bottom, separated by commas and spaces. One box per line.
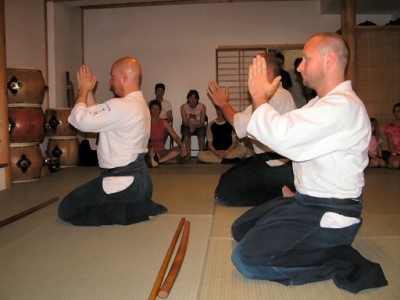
58, 154, 167, 226
215, 153, 295, 206
231, 192, 387, 293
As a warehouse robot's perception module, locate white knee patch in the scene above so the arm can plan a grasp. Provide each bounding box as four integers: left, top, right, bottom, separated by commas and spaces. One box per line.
102, 176, 134, 194
320, 212, 360, 229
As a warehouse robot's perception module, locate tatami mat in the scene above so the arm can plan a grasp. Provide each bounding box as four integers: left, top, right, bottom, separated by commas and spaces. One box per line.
152, 174, 219, 215
0, 166, 98, 221
199, 237, 399, 300
210, 205, 250, 238
150, 163, 231, 176
359, 210, 399, 237
0, 215, 212, 300
0, 165, 398, 300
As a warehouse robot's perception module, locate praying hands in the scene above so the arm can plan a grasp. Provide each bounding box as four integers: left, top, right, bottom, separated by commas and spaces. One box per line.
248, 55, 281, 110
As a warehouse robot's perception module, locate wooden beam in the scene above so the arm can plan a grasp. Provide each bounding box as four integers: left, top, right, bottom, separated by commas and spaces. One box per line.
0, 0, 11, 189
341, 0, 356, 85
78, 0, 310, 10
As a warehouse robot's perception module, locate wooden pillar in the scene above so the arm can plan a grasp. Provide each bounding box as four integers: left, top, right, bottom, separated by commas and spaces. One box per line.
341, 0, 356, 85
0, 0, 11, 189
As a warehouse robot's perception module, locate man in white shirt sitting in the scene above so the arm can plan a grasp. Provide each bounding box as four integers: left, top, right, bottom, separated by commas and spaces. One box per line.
230, 33, 387, 293
58, 57, 167, 226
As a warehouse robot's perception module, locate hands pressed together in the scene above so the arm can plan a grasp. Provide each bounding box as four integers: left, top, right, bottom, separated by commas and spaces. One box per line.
207, 55, 281, 110
248, 55, 281, 109
77, 65, 98, 93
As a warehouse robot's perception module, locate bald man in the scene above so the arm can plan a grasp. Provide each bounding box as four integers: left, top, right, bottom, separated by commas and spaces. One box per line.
58, 57, 167, 226
231, 33, 387, 292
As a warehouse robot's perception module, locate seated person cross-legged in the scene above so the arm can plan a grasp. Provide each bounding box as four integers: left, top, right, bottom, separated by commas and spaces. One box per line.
148, 100, 187, 165
198, 106, 247, 164
180, 89, 207, 158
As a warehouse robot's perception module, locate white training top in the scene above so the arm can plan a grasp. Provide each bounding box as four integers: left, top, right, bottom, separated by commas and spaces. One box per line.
159, 98, 172, 120
247, 81, 370, 199
234, 84, 297, 154
68, 91, 150, 169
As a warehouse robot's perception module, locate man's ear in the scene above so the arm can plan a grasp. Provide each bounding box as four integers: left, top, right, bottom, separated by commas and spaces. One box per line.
122, 71, 129, 83
326, 51, 336, 70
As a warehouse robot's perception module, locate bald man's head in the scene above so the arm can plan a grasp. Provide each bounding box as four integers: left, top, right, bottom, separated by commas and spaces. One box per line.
309, 33, 350, 72
113, 57, 142, 86
109, 57, 142, 96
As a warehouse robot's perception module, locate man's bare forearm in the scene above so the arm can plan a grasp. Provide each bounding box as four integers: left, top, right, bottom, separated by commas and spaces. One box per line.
219, 102, 236, 127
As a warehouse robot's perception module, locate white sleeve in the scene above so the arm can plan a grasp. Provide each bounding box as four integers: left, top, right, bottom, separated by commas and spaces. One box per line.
162, 100, 172, 112
233, 105, 252, 139
68, 100, 126, 132
247, 95, 369, 161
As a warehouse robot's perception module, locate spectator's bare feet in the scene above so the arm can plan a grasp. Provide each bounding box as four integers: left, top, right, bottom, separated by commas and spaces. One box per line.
282, 185, 295, 197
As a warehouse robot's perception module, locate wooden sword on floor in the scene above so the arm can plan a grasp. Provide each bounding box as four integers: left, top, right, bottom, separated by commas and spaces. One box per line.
148, 217, 191, 300
0, 196, 59, 227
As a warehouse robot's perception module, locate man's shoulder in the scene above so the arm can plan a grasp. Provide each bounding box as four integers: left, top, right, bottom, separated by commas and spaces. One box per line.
161, 98, 172, 108
270, 87, 296, 111
273, 86, 294, 101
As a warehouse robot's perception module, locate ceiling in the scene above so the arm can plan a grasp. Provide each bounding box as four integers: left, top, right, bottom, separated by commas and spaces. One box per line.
49, 0, 400, 15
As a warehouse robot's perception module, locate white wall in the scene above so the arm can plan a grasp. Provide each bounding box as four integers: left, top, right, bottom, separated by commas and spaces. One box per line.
5, 0, 47, 99
84, 1, 334, 127
51, 3, 82, 109
3, 0, 393, 151
82, 1, 391, 131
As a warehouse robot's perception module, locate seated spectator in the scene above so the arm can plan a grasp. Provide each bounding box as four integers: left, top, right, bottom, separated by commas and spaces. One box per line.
368, 118, 386, 168
152, 83, 173, 144
148, 100, 187, 165
197, 106, 247, 164
180, 89, 206, 158
152, 83, 173, 123
385, 102, 400, 169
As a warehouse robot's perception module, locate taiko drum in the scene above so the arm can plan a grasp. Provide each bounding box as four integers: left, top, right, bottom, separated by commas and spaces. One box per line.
47, 136, 80, 167
45, 108, 76, 136
6, 68, 46, 105
10, 143, 43, 183
8, 104, 45, 143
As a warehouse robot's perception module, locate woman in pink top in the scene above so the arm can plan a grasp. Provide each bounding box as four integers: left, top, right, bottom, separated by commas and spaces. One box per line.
148, 100, 187, 165
368, 118, 386, 168
385, 102, 400, 169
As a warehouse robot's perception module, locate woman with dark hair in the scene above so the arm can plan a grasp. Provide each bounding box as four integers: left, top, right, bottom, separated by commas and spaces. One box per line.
180, 89, 206, 158
148, 100, 187, 166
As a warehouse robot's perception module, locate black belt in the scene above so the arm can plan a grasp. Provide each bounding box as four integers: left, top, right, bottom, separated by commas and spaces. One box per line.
105, 166, 128, 175
330, 198, 360, 205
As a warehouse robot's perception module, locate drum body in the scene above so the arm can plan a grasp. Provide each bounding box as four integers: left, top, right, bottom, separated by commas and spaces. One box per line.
47, 136, 79, 167
8, 105, 45, 143
6, 68, 45, 105
45, 108, 76, 136
10, 143, 43, 182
